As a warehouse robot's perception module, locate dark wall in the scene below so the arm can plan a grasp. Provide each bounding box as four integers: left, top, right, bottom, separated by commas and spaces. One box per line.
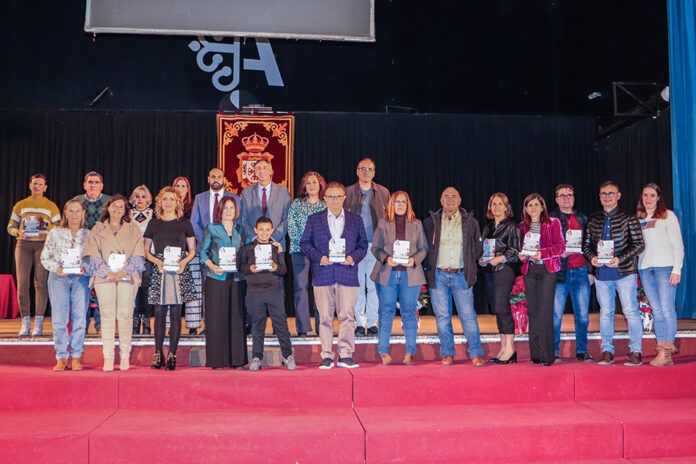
1, 1, 668, 116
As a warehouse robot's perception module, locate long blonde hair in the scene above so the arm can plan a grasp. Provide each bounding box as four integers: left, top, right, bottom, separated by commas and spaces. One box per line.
154, 187, 185, 220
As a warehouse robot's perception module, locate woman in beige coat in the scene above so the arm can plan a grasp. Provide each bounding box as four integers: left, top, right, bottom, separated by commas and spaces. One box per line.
371, 191, 428, 365
83, 194, 145, 371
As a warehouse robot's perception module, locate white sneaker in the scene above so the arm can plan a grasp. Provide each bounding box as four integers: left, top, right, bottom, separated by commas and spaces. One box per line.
249, 357, 262, 371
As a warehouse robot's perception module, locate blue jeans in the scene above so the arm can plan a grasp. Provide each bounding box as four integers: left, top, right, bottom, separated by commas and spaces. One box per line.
640, 267, 677, 343
48, 273, 90, 360
553, 266, 591, 355
429, 269, 483, 358
595, 273, 643, 354
376, 270, 420, 356
355, 244, 379, 327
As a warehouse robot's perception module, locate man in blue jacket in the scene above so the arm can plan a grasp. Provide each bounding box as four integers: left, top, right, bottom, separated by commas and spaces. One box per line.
301, 182, 368, 369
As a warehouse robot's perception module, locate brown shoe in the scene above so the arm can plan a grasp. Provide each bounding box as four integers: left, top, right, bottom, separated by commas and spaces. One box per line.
598, 351, 614, 365
53, 359, 68, 372
71, 358, 83, 371
381, 354, 393, 365
403, 354, 414, 365
650, 343, 673, 367
472, 357, 485, 368
441, 356, 454, 366
624, 351, 643, 367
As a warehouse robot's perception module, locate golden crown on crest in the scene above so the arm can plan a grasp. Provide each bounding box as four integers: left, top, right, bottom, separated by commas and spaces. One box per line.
241, 133, 270, 153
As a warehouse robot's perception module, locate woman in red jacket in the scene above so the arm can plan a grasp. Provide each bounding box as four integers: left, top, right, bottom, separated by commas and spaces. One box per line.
518, 193, 565, 366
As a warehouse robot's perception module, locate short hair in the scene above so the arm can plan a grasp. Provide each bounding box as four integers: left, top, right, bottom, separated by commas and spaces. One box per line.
554, 183, 574, 194
30, 173, 47, 182
58, 199, 87, 229
599, 180, 620, 191
486, 192, 513, 220
297, 171, 327, 201
253, 159, 272, 168
255, 216, 274, 228
101, 194, 132, 224
84, 171, 103, 183
129, 185, 153, 207
357, 157, 375, 167
325, 181, 346, 194
154, 187, 185, 220
213, 196, 240, 223
522, 193, 550, 227
385, 191, 417, 222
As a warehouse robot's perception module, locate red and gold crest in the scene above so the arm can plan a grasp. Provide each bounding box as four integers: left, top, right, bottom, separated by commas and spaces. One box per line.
217, 114, 294, 195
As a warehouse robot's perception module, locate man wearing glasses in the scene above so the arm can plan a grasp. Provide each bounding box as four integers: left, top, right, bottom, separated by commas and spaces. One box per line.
582, 181, 645, 366
345, 158, 390, 337
549, 184, 593, 363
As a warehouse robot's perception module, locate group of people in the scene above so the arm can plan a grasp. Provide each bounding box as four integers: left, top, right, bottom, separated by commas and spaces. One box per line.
7, 157, 684, 372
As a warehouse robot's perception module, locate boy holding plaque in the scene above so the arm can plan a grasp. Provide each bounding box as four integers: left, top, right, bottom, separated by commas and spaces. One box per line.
583, 181, 645, 366
240, 217, 295, 371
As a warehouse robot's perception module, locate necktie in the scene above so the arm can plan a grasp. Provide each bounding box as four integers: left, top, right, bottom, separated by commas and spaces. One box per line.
262, 187, 268, 216
213, 192, 219, 219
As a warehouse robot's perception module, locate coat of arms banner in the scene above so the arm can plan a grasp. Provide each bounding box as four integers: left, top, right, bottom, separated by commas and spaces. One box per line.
217, 114, 294, 196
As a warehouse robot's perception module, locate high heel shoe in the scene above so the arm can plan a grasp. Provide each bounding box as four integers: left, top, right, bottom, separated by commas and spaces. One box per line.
490, 352, 517, 365
151, 350, 164, 370
165, 353, 177, 371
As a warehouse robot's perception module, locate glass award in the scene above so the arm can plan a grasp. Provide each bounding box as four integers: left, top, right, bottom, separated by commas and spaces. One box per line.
328, 238, 346, 263
163, 246, 182, 272
482, 239, 496, 262
21, 215, 43, 238
392, 239, 411, 265
521, 232, 541, 257
597, 240, 615, 264
61, 247, 82, 274
254, 244, 273, 270
565, 229, 582, 254
218, 246, 237, 272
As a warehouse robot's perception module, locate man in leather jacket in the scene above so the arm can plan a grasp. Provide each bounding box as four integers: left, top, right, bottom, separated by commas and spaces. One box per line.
549, 184, 593, 363
582, 181, 645, 366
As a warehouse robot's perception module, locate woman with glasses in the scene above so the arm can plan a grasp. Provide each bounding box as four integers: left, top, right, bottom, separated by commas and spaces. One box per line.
370, 191, 428, 365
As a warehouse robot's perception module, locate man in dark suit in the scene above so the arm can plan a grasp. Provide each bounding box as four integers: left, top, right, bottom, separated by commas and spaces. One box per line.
240, 159, 291, 247
301, 182, 368, 369
191, 168, 239, 247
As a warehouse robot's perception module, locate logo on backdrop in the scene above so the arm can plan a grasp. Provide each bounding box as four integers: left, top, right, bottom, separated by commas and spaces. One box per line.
188, 36, 284, 109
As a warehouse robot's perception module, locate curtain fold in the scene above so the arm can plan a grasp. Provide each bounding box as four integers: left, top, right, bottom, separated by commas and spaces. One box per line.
668, 0, 696, 318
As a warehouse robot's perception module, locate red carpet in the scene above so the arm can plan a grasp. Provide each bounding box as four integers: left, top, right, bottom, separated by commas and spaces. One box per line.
1, 359, 696, 463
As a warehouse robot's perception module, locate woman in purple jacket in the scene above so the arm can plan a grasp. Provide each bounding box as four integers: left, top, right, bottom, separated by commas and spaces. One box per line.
518, 193, 565, 366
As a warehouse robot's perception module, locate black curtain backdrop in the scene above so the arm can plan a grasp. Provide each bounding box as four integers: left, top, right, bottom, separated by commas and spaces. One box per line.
0, 110, 672, 315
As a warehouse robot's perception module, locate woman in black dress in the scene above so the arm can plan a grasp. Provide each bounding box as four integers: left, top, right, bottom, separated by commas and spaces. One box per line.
199, 196, 248, 369
143, 187, 197, 370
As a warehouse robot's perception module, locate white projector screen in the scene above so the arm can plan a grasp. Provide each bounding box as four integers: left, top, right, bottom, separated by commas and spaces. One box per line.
84, 0, 375, 42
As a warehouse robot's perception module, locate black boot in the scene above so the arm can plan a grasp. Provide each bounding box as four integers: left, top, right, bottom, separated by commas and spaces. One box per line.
151, 350, 164, 369
165, 353, 177, 371
133, 315, 141, 335
142, 315, 151, 335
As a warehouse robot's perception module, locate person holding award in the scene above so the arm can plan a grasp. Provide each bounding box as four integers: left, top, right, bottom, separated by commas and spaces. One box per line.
301, 182, 368, 369
40, 200, 91, 371
240, 217, 296, 371
200, 196, 248, 370
288, 171, 327, 336
143, 187, 197, 371
83, 195, 145, 371
370, 191, 428, 365
636, 183, 683, 366
7, 173, 61, 337
582, 181, 645, 366
479, 193, 520, 364
549, 184, 593, 363
518, 193, 565, 366
129, 185, 154, 335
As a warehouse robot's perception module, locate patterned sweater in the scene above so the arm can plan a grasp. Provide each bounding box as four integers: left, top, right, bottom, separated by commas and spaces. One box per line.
73, 194, 111, 229
7, 196, 61, 240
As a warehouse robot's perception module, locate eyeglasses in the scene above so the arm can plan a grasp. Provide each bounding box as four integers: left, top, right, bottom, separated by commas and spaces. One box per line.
358, 167, 375, 173
556, 194, 574, 199
599, 192, 617, 198
325, 195, 345, 200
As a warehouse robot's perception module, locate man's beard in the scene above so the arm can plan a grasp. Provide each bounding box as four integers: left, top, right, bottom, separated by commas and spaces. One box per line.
210, 182, 222, 190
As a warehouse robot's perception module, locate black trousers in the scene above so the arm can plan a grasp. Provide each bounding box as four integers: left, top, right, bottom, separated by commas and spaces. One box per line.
245, 288, 293, 359
204, 276, 247, 368
154, 304, 182, 355
523, 263, 557, 364
485, 265, 517, 335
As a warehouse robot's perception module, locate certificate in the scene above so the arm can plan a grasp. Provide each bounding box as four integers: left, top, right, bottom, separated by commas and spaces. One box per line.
254, 244, 273, 271
521, 232, 541, 257
61, 247, 82, 274
329, 238, 346, 263
218, 246, 237, 272
565, 229, 582, 254
392, 239, 411, 265
163, 246, 182, 273
597, 240, 615, 264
